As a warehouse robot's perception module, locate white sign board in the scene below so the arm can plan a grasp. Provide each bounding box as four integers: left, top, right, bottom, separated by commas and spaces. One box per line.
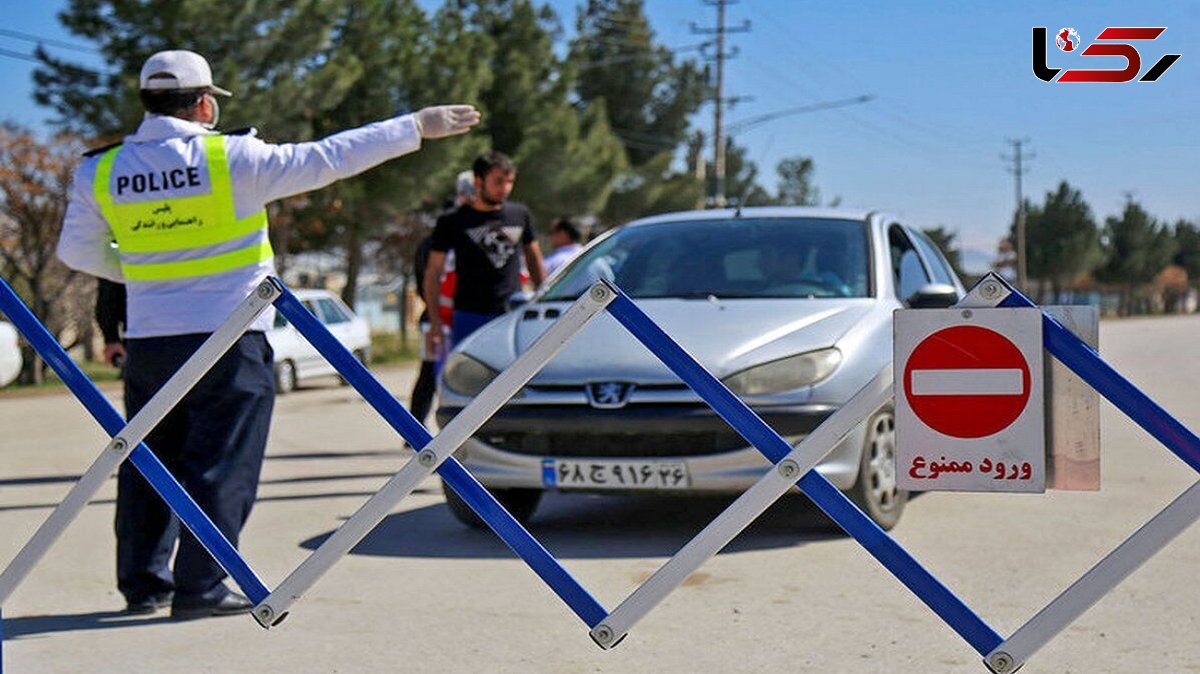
895, 307, 1046, 492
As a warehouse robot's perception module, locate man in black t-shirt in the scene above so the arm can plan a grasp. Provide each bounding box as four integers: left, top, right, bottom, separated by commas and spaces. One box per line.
423, 151, 545, 352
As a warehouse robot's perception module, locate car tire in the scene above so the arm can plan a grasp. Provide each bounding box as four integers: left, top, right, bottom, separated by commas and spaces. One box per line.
275, 360, 297, 394
442, 480, 542, 529
846, 408, 907, 531
339, 349, 367, 386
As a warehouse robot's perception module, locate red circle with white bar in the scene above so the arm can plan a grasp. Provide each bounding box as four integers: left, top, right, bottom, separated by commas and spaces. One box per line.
903, 325, 1032, 439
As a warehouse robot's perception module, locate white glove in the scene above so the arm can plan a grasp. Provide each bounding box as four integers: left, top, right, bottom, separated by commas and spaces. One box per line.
414, 105, 481, 139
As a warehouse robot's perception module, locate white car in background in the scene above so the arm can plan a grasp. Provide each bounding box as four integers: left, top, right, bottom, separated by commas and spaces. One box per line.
0, 321, 21, 387
267, 289, 371, 394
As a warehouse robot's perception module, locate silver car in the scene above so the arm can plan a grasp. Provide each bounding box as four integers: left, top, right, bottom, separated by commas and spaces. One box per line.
436, 207, 963, 530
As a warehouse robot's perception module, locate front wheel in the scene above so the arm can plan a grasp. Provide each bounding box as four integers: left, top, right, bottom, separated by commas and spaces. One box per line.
845, 409, 907, 531
442, 481, 542, 529
274, 360, 297, 394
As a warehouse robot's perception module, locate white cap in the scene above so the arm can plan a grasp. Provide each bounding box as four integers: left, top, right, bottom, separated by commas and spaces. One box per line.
139, 50, 232, 96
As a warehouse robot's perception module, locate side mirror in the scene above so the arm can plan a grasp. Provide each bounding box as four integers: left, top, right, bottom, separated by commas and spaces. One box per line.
507, 290, 534, 310
907, 283, 960, 309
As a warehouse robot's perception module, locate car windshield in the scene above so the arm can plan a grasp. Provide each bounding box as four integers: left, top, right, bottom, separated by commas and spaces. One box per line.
540, 217, 870, 301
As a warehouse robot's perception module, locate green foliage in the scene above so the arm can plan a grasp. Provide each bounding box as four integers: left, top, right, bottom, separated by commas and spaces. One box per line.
600, 152, 704, 226
463, 0, 563, 156
370, 331, 420, 364
1172, 219, 1200, 284
37, 0, 360, 139
569, 0, 709, 168
460, 0, 627, 230
722, 139, 773, 206
513, 98, 627, 227
567, 0, 708, 224
1094, 199, 1177, 286
1013, 181, 1101, 290
775, 156, 820, 206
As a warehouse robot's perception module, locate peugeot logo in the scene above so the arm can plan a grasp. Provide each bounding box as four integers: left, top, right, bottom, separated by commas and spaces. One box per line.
586, 382, 635, 409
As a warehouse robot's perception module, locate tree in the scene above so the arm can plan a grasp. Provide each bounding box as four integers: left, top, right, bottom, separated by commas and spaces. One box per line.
568, 0, 708, 224
922, 226, 970, 282
0, 126, 95, 383
600, 151, 705, 226
512, 98, 627, 225
463, 0, 627, 229
775, 156, 820, 206
569, 0, 708, 168
1094, 199, 1177, 315
1173, 219, 1200, 299
1011, 181, 1101, 302
721, 138, 773, 206
34, 1, 360, 140
292, 0, 492, 306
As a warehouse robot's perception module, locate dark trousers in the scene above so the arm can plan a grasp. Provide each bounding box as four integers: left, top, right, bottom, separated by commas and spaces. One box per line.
116, 332, 274, 602
451, 310, 502, 347
409, 359, 438, 425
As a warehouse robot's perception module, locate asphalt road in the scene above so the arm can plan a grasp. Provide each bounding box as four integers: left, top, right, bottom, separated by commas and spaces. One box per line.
2, 313, 1200, 673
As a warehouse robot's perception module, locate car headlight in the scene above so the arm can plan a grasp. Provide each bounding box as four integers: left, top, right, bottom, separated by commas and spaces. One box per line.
722, 348, 842, 395
442, 353, 500, 396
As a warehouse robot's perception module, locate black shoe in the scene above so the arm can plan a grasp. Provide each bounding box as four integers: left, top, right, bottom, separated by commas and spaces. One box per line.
170, 590, 253, 621
125, 591, 174, 615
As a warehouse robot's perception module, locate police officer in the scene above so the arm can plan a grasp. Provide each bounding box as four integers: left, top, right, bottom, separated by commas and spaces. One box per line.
57, 49, 480, 620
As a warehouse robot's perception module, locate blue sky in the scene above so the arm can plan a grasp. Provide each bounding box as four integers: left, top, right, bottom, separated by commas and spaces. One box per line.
2, 1, 1197, 270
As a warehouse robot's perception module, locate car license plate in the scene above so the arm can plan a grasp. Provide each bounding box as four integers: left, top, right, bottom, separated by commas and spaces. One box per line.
543, 459, 689, 490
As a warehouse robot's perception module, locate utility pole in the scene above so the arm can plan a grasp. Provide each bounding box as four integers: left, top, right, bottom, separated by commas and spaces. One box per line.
693, 0, 749, 208
1003, 138, 1033, 291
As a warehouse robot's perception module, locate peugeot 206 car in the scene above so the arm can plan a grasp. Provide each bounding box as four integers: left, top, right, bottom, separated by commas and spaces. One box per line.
436, 207, 963, 530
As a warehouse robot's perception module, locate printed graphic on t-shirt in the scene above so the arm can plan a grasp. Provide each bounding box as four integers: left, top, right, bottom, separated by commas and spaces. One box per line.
466, 225, 526, 269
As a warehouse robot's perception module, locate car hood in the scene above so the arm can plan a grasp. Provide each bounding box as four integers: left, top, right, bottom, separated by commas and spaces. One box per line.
458, 298, 876, 384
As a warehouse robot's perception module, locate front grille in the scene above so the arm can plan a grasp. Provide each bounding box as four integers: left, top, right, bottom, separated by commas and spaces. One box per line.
477, 430, 750, 458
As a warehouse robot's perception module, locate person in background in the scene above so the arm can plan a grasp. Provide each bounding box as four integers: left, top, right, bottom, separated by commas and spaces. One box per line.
408, 171, 471, 425
542, 217, 584, 277
423, 151, 545, 353
56, 49, 479, 620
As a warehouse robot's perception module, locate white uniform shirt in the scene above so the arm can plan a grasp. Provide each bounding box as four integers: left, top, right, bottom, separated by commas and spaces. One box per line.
58, 114, 422, 337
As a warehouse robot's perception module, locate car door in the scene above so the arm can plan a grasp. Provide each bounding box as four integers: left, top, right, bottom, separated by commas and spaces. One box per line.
888, 224, 934, 305
909, 228, 966, 294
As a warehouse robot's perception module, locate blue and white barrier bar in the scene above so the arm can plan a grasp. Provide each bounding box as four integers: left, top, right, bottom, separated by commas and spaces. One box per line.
595, 281, 1004, 655
254, 280, 613, 628
0, 278, 271, 604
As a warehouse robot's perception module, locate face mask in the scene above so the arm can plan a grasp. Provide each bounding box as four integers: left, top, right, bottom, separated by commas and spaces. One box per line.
202, 93, 220, 130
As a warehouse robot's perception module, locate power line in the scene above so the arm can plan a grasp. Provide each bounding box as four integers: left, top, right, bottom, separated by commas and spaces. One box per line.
725, 95, 874, 134
0, 47, 43, 65
572, 43, 709, 72
0, 28, 98, 54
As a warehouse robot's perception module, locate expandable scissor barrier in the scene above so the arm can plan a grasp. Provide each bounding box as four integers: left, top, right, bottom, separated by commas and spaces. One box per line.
1, 272, 1197, 672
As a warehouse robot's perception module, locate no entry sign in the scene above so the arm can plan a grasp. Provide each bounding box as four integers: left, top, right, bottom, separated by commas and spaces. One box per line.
895, 308, 1045, 493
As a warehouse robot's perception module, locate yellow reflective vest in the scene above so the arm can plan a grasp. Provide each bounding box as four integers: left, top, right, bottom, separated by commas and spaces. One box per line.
93, 134, 272, 282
